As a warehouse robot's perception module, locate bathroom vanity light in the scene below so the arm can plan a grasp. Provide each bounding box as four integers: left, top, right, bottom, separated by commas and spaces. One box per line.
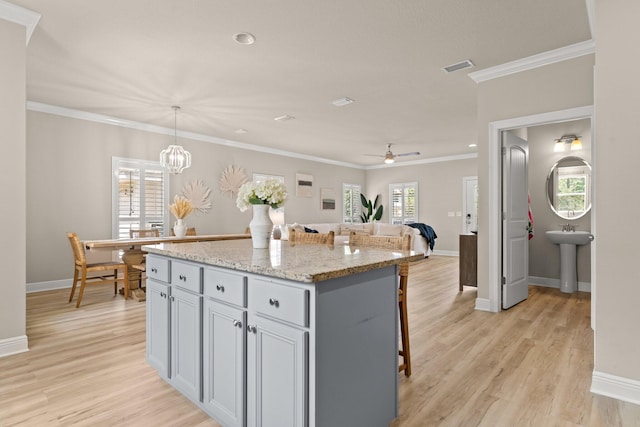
160, 106, 192, 174
553, 134, 582, 152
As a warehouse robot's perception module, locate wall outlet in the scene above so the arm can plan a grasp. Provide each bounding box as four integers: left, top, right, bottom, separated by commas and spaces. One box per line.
456, 211, 462, 217
448, 211, 455, 217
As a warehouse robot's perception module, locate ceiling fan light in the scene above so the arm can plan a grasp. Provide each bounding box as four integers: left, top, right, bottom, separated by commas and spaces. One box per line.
384, 154, 395, 164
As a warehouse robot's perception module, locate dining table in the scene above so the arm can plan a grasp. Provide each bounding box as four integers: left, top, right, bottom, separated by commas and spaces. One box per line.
84, 233, 251, 301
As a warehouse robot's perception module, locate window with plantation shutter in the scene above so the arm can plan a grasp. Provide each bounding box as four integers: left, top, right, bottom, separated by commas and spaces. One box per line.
389, 182, 418, 224
343, 183, 362, 223
112, 158, 169, 238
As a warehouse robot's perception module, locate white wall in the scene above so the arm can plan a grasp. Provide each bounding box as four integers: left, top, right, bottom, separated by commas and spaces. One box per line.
0, 19, 27, 349
366, 158, 477, 253
593, 0, 640, 385
26, 110, 366, 283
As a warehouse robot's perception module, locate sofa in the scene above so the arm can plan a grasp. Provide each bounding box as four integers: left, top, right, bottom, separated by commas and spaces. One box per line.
282, 222, 431, 257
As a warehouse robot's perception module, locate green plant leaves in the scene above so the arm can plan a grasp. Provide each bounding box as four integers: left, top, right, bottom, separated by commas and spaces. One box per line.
360, 194, 383, 223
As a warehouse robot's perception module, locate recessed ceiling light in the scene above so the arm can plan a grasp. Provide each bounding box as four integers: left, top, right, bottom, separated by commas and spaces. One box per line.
332, 97, 354, 107
235, 129, 248, 134
274, 115, 295, 122
233, 32, 255, 45
469, 143, 477, 148
442, 59, 474, 73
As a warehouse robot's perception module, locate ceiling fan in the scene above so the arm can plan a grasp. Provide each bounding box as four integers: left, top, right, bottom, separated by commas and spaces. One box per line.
373, 144, 421, 164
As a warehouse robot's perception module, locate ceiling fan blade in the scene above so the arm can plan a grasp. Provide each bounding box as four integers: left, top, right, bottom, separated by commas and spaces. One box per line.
364, 154, 385, 157
395, 151, 421, 157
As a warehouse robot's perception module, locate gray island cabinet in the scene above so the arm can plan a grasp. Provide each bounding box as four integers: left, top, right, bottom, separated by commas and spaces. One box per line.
143, 239, 422, 427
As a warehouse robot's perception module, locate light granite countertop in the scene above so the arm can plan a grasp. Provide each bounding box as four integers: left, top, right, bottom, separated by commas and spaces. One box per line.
143, 239, 423, 283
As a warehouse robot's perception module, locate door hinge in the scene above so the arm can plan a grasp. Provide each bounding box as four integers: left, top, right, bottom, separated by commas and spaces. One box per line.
501, 211, 506, 220
501, 147, 506, 155
502, 276, 506, 285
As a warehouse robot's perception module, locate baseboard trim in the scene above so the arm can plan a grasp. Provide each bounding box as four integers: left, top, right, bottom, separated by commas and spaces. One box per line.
0, 335, 29, 358
529, 276, 591, 292
26, 279, 73, 293
591, 371, 640, 405
432, 250, 458, 257
475, 298, 491, 312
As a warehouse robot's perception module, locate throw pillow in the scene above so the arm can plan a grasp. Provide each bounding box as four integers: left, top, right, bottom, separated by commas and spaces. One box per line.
304, 226, 319, 233
376, 223, 402, 236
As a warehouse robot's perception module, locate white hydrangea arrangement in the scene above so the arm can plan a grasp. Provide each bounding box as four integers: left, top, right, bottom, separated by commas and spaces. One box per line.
236, 179, 288, 212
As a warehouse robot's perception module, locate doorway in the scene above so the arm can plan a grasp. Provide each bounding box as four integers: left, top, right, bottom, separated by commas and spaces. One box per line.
486, 106, 595, 327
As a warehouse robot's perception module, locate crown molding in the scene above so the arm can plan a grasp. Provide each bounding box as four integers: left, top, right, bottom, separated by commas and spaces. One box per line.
0, 0, 40, 45
468, 39, 595, 83
26, 101, 366, 170
365, 152, 477, 170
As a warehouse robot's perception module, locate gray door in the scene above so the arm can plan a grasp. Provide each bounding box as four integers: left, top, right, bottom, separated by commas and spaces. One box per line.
502, 132, 529, 309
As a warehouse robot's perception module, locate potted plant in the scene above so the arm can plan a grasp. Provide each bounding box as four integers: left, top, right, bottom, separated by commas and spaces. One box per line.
360, 194, 383, 223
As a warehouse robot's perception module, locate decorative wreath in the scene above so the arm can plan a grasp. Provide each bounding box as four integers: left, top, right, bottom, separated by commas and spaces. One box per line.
181, 180, 212, 215
219, 165, 249, 198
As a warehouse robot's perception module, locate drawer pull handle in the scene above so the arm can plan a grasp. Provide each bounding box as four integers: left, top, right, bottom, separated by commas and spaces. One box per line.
233, 320, 242, 328
179, 274, 187, 281
160, 292, 166, 298
269, 298, 280, 308
151, 267, 158, 273
247, 325, 257, 333
216, 284, 225, 292
169, 296, 175, 302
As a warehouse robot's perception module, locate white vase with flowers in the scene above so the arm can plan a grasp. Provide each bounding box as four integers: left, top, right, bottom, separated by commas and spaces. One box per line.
236, 179, 288, 248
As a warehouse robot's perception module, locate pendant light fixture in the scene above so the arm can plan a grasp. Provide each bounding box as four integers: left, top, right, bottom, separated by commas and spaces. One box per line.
160, 106, 191, 174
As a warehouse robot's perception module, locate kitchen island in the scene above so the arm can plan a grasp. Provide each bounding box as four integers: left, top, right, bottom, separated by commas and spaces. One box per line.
143, 239, 422, 427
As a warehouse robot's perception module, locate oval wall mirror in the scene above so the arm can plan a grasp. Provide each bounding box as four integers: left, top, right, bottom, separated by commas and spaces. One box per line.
546, 156, 592, 220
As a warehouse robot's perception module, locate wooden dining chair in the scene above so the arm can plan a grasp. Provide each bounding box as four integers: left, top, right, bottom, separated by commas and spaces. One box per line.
349, 231, 413, 377
129, 228, 160, 239
67, 232, 127, 308
289, 229, 335, 245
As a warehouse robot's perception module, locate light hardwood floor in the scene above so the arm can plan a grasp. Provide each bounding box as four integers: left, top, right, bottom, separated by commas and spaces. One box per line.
1, 256, 639, 426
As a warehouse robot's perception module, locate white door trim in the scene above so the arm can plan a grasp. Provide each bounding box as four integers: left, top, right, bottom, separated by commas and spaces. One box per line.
487, 105, 594, 313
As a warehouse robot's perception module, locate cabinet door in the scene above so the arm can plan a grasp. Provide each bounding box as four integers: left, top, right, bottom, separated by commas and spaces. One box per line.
146, 279, 170, 378
203, 299, 246, 427
247, 314, 308, 427
170, 286, 202, 402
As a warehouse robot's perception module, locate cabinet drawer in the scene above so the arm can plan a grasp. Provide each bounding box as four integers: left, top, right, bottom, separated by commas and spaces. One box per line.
249, 279, 309, 327
171, 260, 202, 293
146, 255, 170, 283
204, 268, 247, 307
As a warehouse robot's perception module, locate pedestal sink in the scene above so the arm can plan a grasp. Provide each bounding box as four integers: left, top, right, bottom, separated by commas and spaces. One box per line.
545, 230, 594, 293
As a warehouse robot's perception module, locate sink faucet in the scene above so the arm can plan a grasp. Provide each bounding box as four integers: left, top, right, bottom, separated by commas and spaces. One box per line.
568, 209, 575, 217
562, 223, 575, 232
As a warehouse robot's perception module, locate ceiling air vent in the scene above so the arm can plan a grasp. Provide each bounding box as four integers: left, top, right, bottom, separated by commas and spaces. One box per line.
442, 59, 474, 73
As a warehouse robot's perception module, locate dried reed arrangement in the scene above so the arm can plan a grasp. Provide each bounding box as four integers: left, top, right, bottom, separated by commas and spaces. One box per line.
169, 195, 194, 219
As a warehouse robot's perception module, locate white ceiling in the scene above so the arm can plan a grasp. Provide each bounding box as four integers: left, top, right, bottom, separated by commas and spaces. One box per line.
12, 0, 592, 166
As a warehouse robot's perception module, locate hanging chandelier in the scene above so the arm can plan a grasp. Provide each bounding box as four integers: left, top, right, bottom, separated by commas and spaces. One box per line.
160, 106, 192, 174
